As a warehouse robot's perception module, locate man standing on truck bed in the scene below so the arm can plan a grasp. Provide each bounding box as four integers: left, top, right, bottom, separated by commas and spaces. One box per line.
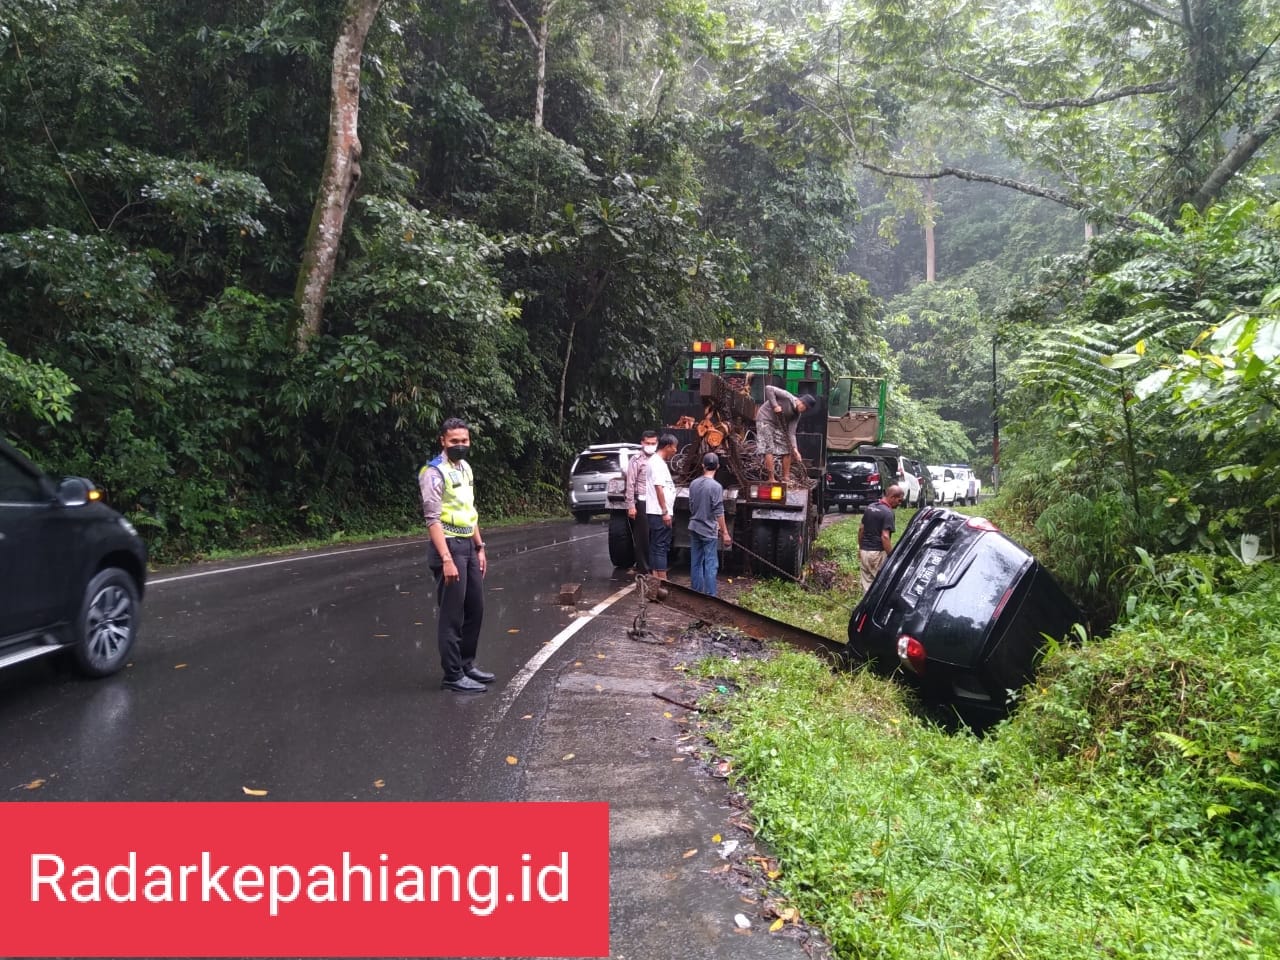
625, 430, 658, 574
858, 483, 904, 593
757, 385, 817, 485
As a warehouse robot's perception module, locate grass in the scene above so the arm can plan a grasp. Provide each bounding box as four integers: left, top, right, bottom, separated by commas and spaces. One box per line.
696, 512, 1280, 959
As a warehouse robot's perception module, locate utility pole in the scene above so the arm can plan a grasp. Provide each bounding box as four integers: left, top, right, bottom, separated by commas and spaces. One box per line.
991, 334, 1000, 493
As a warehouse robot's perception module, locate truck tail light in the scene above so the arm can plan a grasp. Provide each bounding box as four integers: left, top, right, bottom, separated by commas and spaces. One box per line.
897, 634, 926, 674
747, 483, 785, 501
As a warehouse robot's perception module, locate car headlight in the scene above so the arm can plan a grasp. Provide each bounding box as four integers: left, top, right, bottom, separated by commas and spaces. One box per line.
118, 517, 138, 537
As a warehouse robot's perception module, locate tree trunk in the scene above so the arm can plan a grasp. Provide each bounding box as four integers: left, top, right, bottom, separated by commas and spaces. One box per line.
1190, 98, 1280, 212
294, 0, 383, 350
533, 2, 550, 130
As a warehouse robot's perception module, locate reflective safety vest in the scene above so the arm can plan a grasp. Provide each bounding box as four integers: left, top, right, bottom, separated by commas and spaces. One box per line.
422, 457, 478, 537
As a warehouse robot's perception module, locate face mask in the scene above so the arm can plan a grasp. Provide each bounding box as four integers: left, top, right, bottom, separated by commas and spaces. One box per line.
642, 444, 657, 454
445, 444, 470, 462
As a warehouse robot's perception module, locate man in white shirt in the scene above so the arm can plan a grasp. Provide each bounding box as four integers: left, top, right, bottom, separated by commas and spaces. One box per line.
645, 434, 678, 579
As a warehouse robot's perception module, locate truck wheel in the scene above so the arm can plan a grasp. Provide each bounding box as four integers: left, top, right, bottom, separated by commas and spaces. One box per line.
751, 522, 777, 576
608, 513, 636, 569
775, 524, 807, 580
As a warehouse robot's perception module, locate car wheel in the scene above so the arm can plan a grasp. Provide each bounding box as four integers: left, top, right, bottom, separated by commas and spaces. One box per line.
607, 513, 636, 569
71, 568, 139, 677
573, 511, 593, 524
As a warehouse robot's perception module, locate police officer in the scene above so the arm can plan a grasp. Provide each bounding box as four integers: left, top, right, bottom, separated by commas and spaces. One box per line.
419, 417, 494, 693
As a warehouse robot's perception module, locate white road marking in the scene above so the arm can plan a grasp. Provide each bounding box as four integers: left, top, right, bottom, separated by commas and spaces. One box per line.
493, 582, 637, 723
149, 531, 605, 586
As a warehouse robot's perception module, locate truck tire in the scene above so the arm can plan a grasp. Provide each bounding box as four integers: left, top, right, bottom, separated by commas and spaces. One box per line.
775, 523, 807, 580
608, 513, 636, 569
751, 522, 777, 576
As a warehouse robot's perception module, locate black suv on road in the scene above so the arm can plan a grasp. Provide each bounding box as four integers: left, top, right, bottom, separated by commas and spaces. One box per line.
846, 506, 1082, 717
824, 454, 894, 513
0, 438, 147, 676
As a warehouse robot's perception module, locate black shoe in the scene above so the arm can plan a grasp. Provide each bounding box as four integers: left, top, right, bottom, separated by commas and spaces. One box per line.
465, 666, 496, 683
441, 675, 487, 692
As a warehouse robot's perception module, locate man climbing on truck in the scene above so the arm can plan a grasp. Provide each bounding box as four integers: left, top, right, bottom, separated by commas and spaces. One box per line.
757, 385, 817, 486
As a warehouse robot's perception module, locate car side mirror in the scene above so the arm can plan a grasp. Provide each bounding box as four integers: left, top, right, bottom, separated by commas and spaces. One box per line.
56, 477, 92, 507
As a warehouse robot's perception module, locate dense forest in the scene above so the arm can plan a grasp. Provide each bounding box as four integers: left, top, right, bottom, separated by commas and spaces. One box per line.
2, 0, 1278, 595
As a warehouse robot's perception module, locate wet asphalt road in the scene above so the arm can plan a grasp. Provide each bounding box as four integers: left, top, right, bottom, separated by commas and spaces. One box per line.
0, 518, 633, 803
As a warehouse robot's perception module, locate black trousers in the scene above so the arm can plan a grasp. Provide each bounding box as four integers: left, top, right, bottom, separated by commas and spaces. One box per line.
431, 538, 484, 680
631, 498, 650, 572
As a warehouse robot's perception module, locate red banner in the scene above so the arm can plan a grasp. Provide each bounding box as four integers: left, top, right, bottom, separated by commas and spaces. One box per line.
0, 802, 609, 957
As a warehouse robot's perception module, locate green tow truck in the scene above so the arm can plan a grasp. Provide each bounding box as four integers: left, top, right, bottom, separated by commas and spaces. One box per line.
605, 339, 885, 579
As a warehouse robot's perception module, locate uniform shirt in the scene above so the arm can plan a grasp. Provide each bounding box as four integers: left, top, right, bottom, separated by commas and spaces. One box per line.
688, 474, 724, 539
624, 450, 650, 510
645, 452, 675, 516
419, 457, 475, 534
859, 500, 896, 552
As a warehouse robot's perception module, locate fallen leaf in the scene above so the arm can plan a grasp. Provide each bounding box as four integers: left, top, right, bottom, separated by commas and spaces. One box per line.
780, 907, 798, 923
174, 663, 188, 670
682, 849, 698, 859
505, 756, 519, 765
769, 918, 785, 933
767, 869, 781, 880
573, 661, 583, 667
595, 653, 606, 659
520, 714, 533, 720
672, 756, 686, 762
664, 711, 673, 719
1227, 750, 1243, 765
712, 833, 722, 842
561, 753, 575, 761
507, 628, 520, 634
373, 634, 389, 638
373, 779, 385, 789
242, 786, 268, 797
594, 684, 603, 692
23, 779, 46, 790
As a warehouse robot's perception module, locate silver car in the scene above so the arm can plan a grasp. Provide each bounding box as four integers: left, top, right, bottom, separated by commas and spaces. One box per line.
567, 443, 643, 523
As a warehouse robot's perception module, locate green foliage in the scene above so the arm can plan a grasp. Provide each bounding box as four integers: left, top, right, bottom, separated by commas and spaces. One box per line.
0, 337, 78, 424
701, 642, 1280, 959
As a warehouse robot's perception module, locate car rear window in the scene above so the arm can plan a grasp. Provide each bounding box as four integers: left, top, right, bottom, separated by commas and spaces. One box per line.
930, 536, 1028, 632
573, 453, 622, 475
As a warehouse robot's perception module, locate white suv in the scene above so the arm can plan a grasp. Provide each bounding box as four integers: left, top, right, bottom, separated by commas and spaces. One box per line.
567, 443, 643, 523
856, 444, 924, 508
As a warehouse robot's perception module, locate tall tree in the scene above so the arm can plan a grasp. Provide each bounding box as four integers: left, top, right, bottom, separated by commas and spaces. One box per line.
294, 0, 383, 348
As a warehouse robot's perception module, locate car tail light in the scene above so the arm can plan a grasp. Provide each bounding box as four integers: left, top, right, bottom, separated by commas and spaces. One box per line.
855, 613, 867, 633
896, 634, 926, 674
868, 472, 880, 484
991, 584, 1016, 624
825, 473, 833, 483
966, 517, 999, 532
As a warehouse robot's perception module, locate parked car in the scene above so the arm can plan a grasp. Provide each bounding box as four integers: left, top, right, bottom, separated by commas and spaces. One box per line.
567, 443, 644, 523
824, 453, 894, 513
928, 466, 965, 506
906, 458, 933, 508
0, 438, 147, 677
944, 463, 980, 505
845, 506, 1083, 717
856, 444, 923, 508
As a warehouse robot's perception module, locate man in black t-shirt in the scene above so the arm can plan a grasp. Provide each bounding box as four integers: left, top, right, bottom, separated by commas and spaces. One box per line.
858, 485, 905, 592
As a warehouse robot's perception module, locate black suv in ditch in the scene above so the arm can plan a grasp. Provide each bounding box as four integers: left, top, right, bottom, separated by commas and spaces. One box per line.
846, 506, 1082, 716
0, 438, 147, 676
